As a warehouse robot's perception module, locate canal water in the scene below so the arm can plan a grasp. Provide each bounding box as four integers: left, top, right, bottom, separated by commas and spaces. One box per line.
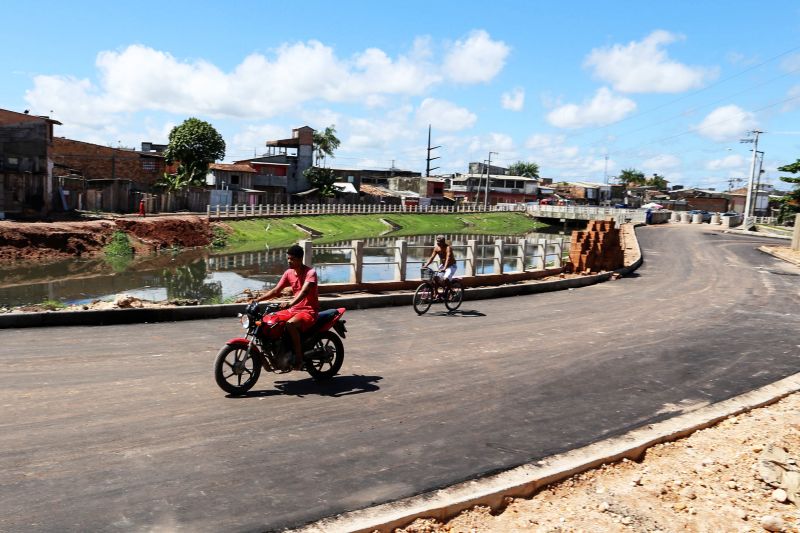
0, 227, 577, 307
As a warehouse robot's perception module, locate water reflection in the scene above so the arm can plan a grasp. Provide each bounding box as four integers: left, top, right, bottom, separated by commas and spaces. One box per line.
0, 229, 575, 307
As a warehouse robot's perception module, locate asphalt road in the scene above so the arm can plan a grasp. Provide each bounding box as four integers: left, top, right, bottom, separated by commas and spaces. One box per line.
1, 224, 798, 532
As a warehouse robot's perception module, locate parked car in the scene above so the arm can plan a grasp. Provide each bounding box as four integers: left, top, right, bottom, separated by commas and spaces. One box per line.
688, 209, 712, 222
720, 211, 739, 217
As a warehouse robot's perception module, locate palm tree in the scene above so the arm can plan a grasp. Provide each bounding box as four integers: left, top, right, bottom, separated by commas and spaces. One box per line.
312, 125, 341, 167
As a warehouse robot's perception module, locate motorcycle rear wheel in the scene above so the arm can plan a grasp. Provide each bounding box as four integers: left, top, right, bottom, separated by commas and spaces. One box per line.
413, 282, 434, 315
214, 345, 261, 395
305, 331, 344, 381
444, 280, 464, 312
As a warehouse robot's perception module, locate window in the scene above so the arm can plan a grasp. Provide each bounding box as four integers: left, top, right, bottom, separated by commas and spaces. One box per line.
230, 175, 240, 185
141, 159, 157, 172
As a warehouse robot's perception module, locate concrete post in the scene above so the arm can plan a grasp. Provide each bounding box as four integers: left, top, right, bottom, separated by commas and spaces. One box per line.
299, 240, 313, 267
206, 205, 211, 218
225, 204, 230, 218
552, 241, 563, 268
670, 211, 680, 223
466, 239, 478, 276
534, 239, 546, 270
350, 240, 364, 284
680, 212, 690, 223
493, 239, 504, 275
692, 213, 703, 224
710, 213, 721, 225
395, 239, 407, 281
793, 214, 800, 251
215, 205, 221, 219
516, 238, 527, 272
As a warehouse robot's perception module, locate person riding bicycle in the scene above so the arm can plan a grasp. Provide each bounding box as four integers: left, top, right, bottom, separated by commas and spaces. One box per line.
423, 235, 456, 294
256, 244, 319, 370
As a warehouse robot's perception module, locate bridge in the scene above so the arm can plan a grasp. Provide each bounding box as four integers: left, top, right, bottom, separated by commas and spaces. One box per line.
205, 202, 656, 224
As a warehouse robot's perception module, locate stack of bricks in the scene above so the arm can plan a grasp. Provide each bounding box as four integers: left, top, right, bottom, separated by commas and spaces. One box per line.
566, 219, 624, 274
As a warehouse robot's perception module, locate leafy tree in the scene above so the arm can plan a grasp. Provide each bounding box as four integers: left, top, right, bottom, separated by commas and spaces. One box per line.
618, 168, 646, 186
162, 118, 226, 189
648, 173, 669, 190
507, 161, 540, 178
312, 125, 341, 167
303, 166, 338, 198
776, 159, 800, 223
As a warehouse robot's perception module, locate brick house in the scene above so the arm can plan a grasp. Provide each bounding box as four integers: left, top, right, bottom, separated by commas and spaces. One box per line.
0, 108, 61, 218
52, 138, 166, 187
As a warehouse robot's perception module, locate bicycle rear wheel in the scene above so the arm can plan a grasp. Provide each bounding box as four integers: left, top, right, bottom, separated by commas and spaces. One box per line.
444, 280, 464, 311
413, 282, 434, 315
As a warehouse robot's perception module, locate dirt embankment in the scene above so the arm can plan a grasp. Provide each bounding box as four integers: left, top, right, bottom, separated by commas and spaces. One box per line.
0, 215, 213, 262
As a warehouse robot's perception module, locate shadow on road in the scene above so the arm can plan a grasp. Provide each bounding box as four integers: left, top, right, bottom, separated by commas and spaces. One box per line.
229, 374, 383, 399
426, 309, 486, 317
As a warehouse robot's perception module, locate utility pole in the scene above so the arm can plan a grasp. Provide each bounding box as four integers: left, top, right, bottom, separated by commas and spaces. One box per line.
740, 130, 762, 228
752, 151, 765, 217
484, 151, 498, 209
425, 125, 440, 177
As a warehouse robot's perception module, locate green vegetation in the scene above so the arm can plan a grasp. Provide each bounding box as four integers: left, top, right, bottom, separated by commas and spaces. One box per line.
211, 225, 229, 248
40, 299, 66, 310
217, 212, 547, 252
104, 231, 134, 256
160, 117, 226, 192
507, 161, 540, 178
776, 159, 800, 224
103, 231, 135, 271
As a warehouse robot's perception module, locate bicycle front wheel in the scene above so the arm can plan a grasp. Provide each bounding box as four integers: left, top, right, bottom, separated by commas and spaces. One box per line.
413, 282, 434, 315
444, 280, 464, 311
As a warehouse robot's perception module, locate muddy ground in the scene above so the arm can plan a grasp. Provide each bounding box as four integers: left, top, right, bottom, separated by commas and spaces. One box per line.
397, 392, 800, 533
0, 215, 213, 262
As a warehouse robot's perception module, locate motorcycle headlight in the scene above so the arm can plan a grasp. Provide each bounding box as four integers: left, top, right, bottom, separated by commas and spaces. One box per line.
240, 314, 251, 330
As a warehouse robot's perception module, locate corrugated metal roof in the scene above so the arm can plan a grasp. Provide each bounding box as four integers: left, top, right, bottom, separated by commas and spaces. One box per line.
209, 163, 256, 173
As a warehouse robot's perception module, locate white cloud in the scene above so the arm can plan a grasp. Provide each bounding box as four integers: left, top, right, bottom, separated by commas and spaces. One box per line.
442, 30, 510, 83
584, 30, 717, 93
501, 88, 525, 111
522, 133, 607, 178
546, 87, 636, 129
694, 105, 757, 142
781, 53, 800, 73
466, 132, 515, 154
231, 124, 288, 154
783, 85, 800, 112
706, 154, 747, 170
415, 98, 476, 131
642, 154, 681, 172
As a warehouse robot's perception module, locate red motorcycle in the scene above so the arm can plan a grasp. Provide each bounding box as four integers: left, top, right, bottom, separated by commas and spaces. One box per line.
214, 302, 347, 395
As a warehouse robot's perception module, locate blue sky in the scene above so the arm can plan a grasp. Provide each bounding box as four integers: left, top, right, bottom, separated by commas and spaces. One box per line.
4, 0, 800, 190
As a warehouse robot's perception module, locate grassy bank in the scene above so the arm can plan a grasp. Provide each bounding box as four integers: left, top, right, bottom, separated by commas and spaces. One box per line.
218, 212, 547, 252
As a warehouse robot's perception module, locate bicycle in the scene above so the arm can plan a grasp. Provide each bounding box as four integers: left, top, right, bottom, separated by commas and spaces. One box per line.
413, 267, 464, 315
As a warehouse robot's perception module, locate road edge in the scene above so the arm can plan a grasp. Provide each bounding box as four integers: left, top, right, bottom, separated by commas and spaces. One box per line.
293, 372, 800, 533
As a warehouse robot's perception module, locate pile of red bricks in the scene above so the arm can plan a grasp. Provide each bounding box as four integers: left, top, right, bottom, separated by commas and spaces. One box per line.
566, 219, 624, 274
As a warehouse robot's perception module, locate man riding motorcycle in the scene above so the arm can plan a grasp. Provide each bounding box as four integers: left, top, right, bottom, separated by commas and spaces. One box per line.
256, 244, 318, 370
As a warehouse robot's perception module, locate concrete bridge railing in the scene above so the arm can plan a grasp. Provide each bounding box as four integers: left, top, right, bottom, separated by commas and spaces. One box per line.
205, 202, 652, 224
290, 236, 569, 292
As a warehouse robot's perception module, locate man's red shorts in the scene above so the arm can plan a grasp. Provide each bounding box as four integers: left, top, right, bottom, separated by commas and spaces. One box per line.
273, 309, 316, 332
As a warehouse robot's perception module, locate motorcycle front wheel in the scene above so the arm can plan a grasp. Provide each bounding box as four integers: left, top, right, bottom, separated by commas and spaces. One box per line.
214, 345, 261, 395
305, 331, 344, 381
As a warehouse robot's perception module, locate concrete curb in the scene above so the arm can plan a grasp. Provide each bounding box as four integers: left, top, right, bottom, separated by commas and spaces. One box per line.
758, 245, 800, 268
293, 372, 800, 533
0, 226, 644, 329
